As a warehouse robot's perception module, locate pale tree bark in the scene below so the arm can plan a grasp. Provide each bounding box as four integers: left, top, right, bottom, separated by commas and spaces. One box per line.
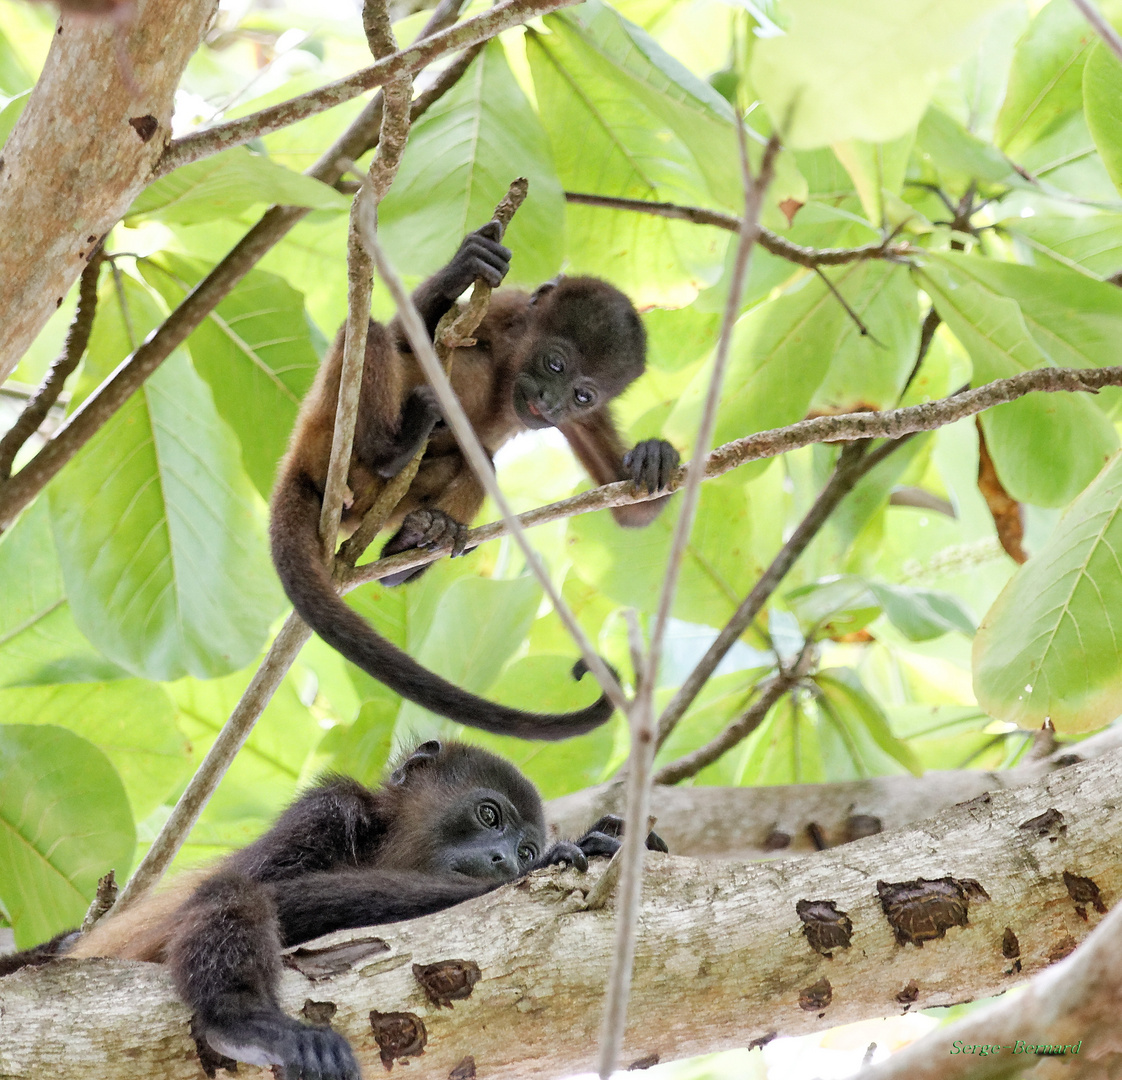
0, 0, 218, 377
2, 746, 1120, 1079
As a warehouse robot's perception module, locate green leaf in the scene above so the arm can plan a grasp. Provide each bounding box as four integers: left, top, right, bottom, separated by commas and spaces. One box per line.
866, 581, 975, 641
379, 40, 564, 290
49, 348, 284, 681
1083, 37, 1122, 199
995, 0, 1096, 158
568, 471, 780, 628
786, 576, 881, 638
0, 725, 134, 947
0, 682, 187, 819
0, 498, 128, 687
1001, 213, 1122, 277
812, 669, 922, 776
915, 106, 1019, 188
396, 575, 543, 736
917, 257, 1118, 506
126, 146, 348, 225
973, 452, 1122, 733
527, 0, 737, 304
140, 254, 320, 498
749, 0, 1010, 148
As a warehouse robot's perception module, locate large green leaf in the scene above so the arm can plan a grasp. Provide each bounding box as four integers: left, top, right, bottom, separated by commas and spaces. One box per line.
749, 0, 1009, 148
379, 40, 564, 290
0, 681, 186, 819
1001, 214, 1122, 277
49, 347, 284, 681
0, 498, 128, 687
140, 254, 321, 498
917, 257, 1118, 507
994, 0, 1095, 158
126, 146, 348, 225
395, 575, 543, 736
0, 725, 134, 947
527, 0, 737, 304
1084, 37, 1122, 199
567, 470, 781, 628
973, 452, 1122, 733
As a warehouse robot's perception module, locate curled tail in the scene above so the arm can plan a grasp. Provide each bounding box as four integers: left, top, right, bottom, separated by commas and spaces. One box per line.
269, 476, 615, 740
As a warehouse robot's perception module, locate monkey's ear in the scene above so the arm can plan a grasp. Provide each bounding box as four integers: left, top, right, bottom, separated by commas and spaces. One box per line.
390, 739, 442, 784
529, 276, 564, 305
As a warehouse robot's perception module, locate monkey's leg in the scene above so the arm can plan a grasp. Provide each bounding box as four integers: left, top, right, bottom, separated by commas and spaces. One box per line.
168, 870, 360, 1080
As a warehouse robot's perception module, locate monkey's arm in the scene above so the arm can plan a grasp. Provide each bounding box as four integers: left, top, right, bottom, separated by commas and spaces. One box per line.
393, 221, 512, 342
560, 410, 680, 528
229, 777, 386, 883
168, 870, 360, 1080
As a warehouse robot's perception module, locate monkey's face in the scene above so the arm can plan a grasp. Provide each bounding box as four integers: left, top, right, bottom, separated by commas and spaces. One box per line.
427, 787, 547, 882
513, 339, 601, 430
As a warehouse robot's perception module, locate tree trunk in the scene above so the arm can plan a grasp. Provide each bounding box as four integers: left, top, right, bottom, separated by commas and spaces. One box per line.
1, 747, 1119, 1079
0, 0, 217, 377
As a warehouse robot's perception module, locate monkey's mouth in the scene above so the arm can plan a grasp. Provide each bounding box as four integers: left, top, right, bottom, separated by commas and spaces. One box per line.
514, 380, 553, 429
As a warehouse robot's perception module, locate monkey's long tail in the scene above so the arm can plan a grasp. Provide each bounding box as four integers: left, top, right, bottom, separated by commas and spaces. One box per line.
269, 475, 615, 740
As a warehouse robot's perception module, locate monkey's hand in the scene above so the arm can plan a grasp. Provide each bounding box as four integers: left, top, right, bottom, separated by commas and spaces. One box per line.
575, 814, 669, 858
623, 439, 680, 495
436, 220, 512, 299
200, 1009, 360, 1080
383, 508, 469, 559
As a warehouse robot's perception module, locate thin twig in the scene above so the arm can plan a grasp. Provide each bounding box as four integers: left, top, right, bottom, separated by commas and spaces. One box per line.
0, 245, 104, 481
901, 306, 942, 395
79, 870, 117, 934
564, 191, 913, 267
654, 640, 816, 785
596, 125, 779, 1080
156, 0, 581, 175
357, 208, 629, 715
1072, 0, 1122, 62
814, 266, 881, 343
0, 18, 481, 537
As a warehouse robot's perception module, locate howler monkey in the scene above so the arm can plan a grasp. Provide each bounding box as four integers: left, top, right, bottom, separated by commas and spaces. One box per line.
2, 740, 668, 1080
269, 222, 679, 741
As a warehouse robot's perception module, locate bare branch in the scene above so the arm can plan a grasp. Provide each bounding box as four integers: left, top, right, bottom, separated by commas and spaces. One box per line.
0, 245, 104, 481
564, 191, 913, 267
157, 0, 581, 174
358, 201, 629, 715
341, 363, 1122, 590
0, 33, 482, 537
654, 640, 816, 785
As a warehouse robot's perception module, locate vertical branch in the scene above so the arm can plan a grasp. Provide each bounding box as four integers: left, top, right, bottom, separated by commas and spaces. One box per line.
595, 125, 780, 1080
357, 213, 629, 714
1070, 0, 1122, 64
0, 246, 104, 481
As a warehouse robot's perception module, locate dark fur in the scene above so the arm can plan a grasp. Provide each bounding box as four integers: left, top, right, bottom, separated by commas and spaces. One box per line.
1, 741, 666, 1080
269, 224, 679, 740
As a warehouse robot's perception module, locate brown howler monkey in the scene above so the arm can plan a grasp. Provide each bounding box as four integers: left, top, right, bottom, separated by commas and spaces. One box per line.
2, 740, 668, 1080
270, 221, 679, 741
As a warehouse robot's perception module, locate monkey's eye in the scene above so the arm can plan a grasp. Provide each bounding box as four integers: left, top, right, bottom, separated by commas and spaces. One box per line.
573, 387, 595, 406
545, 355, 564, 374
518, 844, 537, 862
477, 801, 501, 829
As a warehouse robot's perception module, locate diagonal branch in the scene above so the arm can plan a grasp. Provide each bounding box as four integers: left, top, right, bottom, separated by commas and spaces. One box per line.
157, 0, 581, 174
563, 191, 913, 267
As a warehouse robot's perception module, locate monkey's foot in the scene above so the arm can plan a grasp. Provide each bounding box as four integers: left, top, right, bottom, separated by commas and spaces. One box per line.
623, 438, 680, 494
577, 814, 669, 857
378, 509, 470, 587
200, 1011, 360, 1080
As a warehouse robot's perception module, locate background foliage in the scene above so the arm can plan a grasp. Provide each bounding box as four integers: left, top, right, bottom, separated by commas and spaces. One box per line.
3, 3, 1122, 1069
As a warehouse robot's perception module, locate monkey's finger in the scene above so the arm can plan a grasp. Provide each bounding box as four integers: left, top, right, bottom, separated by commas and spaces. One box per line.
449, 523, 470, 559
646, 829, 669, 853
476, 219, 503, 241
656, 441, 681, 490
587, 814, 624, 838
578, 831, 621, 858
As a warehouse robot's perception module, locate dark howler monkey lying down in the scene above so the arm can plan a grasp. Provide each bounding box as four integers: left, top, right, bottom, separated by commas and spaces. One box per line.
1, 740, 668, 1080
270, 222, 680, 741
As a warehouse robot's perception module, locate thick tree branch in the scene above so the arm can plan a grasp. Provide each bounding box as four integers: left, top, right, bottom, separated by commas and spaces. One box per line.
5, 746, 1122, 1078
0, 22, 481, 537
0, 0, 216, 379
157, 0, 580, 173
564, 191, 913, 267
